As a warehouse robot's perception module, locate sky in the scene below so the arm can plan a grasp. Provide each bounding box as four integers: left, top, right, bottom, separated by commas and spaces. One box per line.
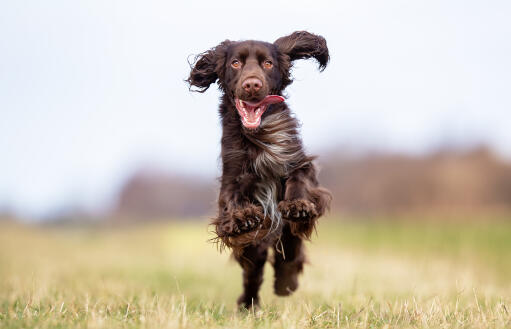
0, 0, 510, 219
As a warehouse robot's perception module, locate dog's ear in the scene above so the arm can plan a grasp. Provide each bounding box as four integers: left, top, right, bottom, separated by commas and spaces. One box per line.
187, 40, 232, 93
274, 31, 329, 71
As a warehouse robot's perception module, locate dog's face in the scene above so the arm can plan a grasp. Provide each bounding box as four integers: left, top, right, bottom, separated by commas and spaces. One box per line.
187, 31, 329, 129
223, 41, 287, 128
224, 41, 281, 102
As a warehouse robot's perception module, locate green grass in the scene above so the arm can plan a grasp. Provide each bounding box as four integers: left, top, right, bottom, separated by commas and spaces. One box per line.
0, 216, 510, 328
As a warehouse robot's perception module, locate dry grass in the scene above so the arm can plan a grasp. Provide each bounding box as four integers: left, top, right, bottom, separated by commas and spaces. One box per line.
0, 217, 510, 328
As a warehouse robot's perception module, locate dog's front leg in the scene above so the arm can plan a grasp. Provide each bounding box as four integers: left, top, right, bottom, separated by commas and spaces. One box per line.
278, 163, 331, 239
213, 174, 272, 251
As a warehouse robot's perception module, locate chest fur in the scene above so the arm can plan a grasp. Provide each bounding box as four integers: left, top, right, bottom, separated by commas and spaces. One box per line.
246, 113, 303, 230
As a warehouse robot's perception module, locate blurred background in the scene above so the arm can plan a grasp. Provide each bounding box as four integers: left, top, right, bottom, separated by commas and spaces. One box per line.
1, 0, 510, 223
1, 1, 511, 327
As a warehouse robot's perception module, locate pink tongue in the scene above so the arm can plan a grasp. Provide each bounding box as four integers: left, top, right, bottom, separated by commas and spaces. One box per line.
244, 95, 285, 108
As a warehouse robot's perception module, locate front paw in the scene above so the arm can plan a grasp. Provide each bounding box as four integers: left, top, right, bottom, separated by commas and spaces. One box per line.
216, 204, 270, 238
278, 199, 318, 240
229, 205, 266, 235
278, 199, 318, 222
214, 205, 272, 252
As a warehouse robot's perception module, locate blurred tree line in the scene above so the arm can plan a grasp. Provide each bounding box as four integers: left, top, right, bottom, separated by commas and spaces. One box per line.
114, 147, 511, 220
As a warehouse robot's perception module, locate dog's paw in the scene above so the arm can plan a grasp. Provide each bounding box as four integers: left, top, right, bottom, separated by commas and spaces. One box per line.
278, 199, 318, 222
215, 205, 272, 251
237, 293, 259, 310
274, 261, 302, 296
216, 205, 270, 237
230, 205, 266, 235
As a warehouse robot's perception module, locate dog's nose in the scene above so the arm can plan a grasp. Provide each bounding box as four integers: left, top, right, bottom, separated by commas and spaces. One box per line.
242, 78, 262, 93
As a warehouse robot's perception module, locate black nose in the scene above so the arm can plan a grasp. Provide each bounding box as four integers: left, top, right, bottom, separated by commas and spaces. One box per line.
242, 78, 262, 93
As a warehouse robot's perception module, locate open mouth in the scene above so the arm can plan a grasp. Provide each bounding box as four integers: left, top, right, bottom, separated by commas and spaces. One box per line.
235, 95, 285, 129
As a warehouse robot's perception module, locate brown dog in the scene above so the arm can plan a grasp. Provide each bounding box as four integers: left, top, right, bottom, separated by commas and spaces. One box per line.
187, 31, 331, 308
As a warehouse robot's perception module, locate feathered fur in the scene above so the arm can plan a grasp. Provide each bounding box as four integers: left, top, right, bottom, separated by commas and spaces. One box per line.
187, 31, 331, 308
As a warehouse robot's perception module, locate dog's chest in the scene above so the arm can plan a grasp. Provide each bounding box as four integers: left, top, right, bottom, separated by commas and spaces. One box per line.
248, 127, 296, 229
249, 121, 298, 179
253, 146, 289, 179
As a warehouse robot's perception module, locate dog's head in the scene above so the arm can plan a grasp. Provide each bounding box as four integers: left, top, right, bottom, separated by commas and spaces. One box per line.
187, 31, 329, 130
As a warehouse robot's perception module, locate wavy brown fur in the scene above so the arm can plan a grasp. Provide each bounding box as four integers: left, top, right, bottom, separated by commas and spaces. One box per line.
187, 31, 331, 309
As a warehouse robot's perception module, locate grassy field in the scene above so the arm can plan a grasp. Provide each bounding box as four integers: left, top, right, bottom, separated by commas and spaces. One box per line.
0, 216, 510, 328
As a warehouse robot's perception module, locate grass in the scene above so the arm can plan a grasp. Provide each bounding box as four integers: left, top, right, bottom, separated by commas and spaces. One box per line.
0, 216, 510, 328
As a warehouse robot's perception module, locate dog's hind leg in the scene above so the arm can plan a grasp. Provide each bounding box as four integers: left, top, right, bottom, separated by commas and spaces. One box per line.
234, 244, 268, 309
272, 223, 305, 296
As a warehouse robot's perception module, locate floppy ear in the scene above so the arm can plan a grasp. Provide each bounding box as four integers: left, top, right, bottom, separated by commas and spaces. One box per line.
187, 40, 231, 93
274, 31, 329, 71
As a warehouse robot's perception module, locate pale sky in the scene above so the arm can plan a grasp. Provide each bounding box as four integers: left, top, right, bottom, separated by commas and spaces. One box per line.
1, 0, 510, 219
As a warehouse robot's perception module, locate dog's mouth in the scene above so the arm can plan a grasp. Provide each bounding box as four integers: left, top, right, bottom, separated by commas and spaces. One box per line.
235, 95, 285, 129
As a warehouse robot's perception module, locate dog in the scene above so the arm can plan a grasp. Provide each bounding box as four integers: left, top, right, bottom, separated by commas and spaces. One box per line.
187, 31, 331, 308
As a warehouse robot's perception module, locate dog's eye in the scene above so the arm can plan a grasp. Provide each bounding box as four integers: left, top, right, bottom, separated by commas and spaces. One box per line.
263, 60, 273, 69
231, 59, 241, 69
